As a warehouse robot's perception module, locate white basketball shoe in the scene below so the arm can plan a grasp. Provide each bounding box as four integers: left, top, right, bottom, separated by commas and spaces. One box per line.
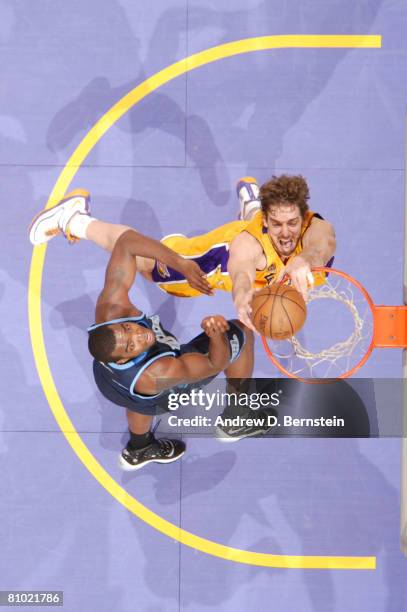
29, 189, 91, 245
236, 177, 261, 220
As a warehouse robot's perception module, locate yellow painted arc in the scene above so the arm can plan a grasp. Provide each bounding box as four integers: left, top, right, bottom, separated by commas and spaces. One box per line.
46, 35, 380, 204
28, 257, 376, 569
29, 34, 381, 570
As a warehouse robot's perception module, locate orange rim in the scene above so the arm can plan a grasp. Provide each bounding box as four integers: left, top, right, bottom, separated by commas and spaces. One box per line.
261, 266, 376, 381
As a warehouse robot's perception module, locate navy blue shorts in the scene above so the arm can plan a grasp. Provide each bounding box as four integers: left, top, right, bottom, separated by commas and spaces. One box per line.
93, 320, 245, 416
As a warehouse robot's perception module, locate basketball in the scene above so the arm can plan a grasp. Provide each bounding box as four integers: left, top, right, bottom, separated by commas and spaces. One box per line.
251, 284, 307, 339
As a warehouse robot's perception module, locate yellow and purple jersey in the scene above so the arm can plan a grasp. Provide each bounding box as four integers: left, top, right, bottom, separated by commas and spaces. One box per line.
151, 211, 322, 297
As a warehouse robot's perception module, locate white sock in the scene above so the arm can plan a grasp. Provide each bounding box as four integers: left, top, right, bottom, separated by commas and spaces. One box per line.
68, 213, 97, 239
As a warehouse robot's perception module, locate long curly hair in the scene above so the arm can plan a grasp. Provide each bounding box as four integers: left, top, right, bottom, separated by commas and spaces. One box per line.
260, 175, 310, 217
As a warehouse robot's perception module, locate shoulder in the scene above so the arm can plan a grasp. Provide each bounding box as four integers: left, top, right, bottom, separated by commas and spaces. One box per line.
302, 214, 336, 250
144, 354, 179, 375
306, 215, 335, 235
229, 230, 264, 257
135, 354, 183, 395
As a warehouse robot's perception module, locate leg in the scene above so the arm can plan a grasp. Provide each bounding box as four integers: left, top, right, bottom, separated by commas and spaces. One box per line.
120, 407, 186, 471
93, 361, 185, 470
217, 322, 275, 442
29, 188, 133, 251
29, 190, 155, 277
85, 219, 131, 252
126, 409, 153, 435
222, 322, 254, 411
73, 217, 155, 278
75, 218, 156, 278
31, 181, 257, 252
29, 187, 250, 287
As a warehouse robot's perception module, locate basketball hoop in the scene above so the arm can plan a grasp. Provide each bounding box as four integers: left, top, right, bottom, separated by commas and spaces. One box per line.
262, 266, 407, 379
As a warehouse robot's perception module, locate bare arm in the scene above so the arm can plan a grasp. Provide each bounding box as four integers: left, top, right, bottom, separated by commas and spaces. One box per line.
95, 231, 142, 323
96, 228, 190, 321
276, 218, 336, 299
95, 228, 214, 322
102, 228, 211, 299
301, 218, 336, 267
135, 316, 232, 394
227, 232, 263, 331
122, 229, 212, 294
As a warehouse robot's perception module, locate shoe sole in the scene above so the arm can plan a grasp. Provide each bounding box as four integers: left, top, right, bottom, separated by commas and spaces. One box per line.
118, 448, 186, 471
29, 189, 90, 245
236, 175, 257, 186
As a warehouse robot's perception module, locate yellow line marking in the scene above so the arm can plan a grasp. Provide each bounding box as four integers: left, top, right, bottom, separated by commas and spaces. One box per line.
29, 34, 380, 569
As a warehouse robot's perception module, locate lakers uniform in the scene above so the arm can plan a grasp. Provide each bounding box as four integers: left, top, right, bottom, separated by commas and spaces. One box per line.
151, 210, 322, 297
90, 314, 245, 415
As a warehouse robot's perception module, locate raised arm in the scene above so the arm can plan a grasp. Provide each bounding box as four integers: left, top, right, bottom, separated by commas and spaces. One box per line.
120, 229, 212, 295
227, 231, 263, 331
276, 218, 336, 299
95, 230, 143, 323
96, 228, 214, 321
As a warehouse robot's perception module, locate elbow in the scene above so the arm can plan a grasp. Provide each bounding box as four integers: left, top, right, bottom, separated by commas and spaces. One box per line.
115, 229, 139, 257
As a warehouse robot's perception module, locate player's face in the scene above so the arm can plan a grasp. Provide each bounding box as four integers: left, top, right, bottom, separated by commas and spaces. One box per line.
109, 322, 156, 363
263, 204, 303, 258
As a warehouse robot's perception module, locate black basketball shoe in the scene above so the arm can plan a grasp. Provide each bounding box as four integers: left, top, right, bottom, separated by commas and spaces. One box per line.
118, 437, 186, 471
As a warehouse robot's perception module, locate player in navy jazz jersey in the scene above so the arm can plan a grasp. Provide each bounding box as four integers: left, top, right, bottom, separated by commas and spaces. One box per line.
86, 229, 253, 470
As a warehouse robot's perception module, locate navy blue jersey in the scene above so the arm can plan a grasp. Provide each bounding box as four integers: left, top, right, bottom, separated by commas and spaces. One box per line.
89, 314, 181, 404
90, 315, 245, 416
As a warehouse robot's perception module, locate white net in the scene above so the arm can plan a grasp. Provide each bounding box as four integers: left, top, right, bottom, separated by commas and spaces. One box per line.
264, 271, 374, 378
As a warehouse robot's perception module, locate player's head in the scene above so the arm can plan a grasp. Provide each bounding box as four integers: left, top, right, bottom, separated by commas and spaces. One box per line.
88, 322, 156, 363
260, 175, 310, 258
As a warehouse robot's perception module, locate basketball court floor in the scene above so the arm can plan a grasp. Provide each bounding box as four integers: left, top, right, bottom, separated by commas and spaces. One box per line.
2, 1, 407, 610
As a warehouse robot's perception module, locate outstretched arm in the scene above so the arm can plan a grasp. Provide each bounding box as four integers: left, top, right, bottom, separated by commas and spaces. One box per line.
96, 228, 195, 321
276, 218, 336, 299
95, 230, 143, 323
119, 229, 212, 294
227, 232, 263, 332
96, 229, 212, 322
88, 223, 212, 295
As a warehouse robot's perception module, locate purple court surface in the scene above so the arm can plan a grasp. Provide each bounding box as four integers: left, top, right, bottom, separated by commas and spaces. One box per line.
2, 1, 407, 610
